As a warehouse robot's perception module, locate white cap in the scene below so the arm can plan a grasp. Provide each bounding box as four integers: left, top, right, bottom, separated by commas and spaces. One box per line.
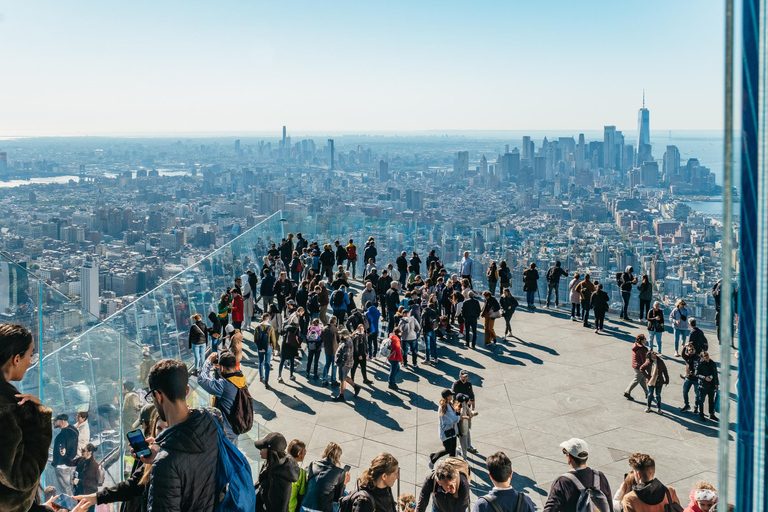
560, 438, 589, 459
225, 324, 235, 334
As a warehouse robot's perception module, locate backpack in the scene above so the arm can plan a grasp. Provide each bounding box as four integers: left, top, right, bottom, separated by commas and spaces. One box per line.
561, 471, 611, 512
346, 246, 357, 260
218, 376, 254, 435
213, 414, 256, 512
293, 259, 303, 272
379, 337, 392, 358
335, 341, 348, 367
615, 272, 623, 287
255, 326, 270, 351
332, 290, 345, 308
307, 328, 321, 342
338, 488, 372, 512
663, 487, 684, 512
546, 267, 555, 282
480, 491, 528, 512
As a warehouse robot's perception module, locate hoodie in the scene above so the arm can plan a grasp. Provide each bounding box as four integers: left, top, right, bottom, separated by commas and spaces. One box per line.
622, 479, 679, 512
196, 359, 242, 442
256, 453, 300, 512
365, 306, 381, 334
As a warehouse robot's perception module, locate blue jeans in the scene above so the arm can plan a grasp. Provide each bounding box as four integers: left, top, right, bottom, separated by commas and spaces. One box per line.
388, 360, 400, 385
683, 378, 699, 407
424, 331, 437, 360
211, 337, 220, 354
323, 352, 337, 383
648, 331, 662, 352
192, 344, 206, 370
258, 347, 273, 383
526, 290, 535, 306
674, 329, 689, 352
402, 339, 418, 365
647, 385, 662, 409
291, 271, 301, 284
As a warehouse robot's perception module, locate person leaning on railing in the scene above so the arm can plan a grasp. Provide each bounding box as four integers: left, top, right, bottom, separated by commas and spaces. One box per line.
0, 323, 56, 512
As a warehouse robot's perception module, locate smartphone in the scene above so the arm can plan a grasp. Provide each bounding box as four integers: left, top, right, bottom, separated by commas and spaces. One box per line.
342, 464, 351, 473
127, 428, 152, 458
53, 494, 79, 510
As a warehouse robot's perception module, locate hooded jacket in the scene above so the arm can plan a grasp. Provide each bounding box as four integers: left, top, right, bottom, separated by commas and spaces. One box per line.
522, 268, 539, 291
622, 479, 679, 512
147, 408, 222, 512
365, 306, 381, 334
256, 453, 300, 512
0, 379, 53, 512
196, 359, 242, 442
303, 458, 347, 512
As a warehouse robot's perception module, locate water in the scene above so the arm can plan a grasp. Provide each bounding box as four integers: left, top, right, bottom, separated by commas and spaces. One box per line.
0, 175, 80, 188
685, 200, 740, 218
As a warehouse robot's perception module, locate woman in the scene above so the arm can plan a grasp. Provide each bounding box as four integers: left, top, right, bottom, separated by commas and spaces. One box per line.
274, 272, 291, 313
640, 351, 669, 414
278, 308, 304, 382
290, 250, 303, 284
498, 261, 511, 292
428, 389, 460, 468
613, 472, 636, 511
387, 327, 403, 390
270, 303, 284, 360
646, 302, 665, 353
486, 261, 499, 296
306, 318, 324, 379
409, 252, 422, 276
452, 291, 465, 335
242, 272, 255, 331
638, 275, 653, 321
669, 299, 691, 356
207, 311, 222, 353
499, 288, 518, 338
303, 442, 350, 512
481, 290, 500, 345
255, 432, 300, 512
188, 314, 209, 373
568, 272, 581, 321
0, 323, 54, 512
683, 482, 717, 512
71, 444, 101, 508
350, 453, 399, 512
217, 292, 231, 332
230, 287, 244, 330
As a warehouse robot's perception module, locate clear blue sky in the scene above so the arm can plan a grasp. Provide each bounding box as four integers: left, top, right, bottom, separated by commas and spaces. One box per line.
0, 0, 724, 136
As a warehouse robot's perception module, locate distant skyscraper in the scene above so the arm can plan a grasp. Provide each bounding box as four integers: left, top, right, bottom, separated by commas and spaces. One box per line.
522, 136, 532, 160
0, 152, 7, 178
640, 161, 659, 187
479, 155, 488, 175
328, 139, 335, 170
498, 151, 520, 182
235, 139, 240, 151
603, 126, 616, 171
576, 134, 586, 170
637, 92, 652, 164
663, 145, 681, 176
81, 259, 100, 319
282, 126, 286, 146
379, 160, 389, 181
453, 151, 469, 175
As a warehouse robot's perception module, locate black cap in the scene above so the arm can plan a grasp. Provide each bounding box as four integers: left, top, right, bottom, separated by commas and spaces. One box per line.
55, 413, 69, 422
254, 432, 287, 453
219, 352, 237, 368
133, 404, 156, 429
455, 393, 470, 403
441, 388, 454, 400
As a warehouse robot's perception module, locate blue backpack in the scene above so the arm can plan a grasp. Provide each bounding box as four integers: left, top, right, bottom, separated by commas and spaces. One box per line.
214, 419, 256, 512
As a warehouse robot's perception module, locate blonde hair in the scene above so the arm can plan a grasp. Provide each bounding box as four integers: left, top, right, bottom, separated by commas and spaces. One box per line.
693, 481, 716, 491
191, 314, 202, 321
322, 442, 342, 466
359, 452, 398, 489
229, 332, 243, 361
398, 493, 416, 512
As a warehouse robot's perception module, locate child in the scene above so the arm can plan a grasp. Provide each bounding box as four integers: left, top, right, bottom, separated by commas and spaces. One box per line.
397, 493, 416, 512
288, 439, 308, 512
683, 482, 717, 512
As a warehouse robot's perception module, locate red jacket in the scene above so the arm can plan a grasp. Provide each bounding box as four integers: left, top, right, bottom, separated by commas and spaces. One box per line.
231, 295, 244, 322
631, 343, 649, 369
388, 334, 403, 362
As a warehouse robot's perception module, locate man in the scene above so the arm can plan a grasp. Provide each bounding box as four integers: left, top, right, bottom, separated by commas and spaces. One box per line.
474, 451, 536, 512
416, 461, 471, 512
334, 240, 347, 269
330, 285, 350, 323
52, 414, 79, 495
361, 281, 377, 309
696, 351, 719, 422
332, 328, 362, 401
363, 241, 377, 266
75, 411, 90, 454
543, 438, 612, 512
452, 370, 477, 453
688, 318, 709, 354
363, 259, 377, 281
261, 269, 276, 312
522, 263, 539, 308
295, 232, 308, 254
320, 244, 335, 281
255, 313, 278, 389
398, 310, 421, 367
421, 300, 439, 364
459, 251, 474, 287
545, 261, 569, 308
624, 334, 649, 401
197, 351, 244, 443
396, 251, 408, 286
345, 238, 358, 279
143, 359, 220, 512
618, 266, 638, 321
322, 316, 341, 387
280, 235, 294, 269
385, 281, 400, 334
680, 341, 701, 413
621, 453, 680, 511
574, 274, 595, 328
462, 291, 482, 349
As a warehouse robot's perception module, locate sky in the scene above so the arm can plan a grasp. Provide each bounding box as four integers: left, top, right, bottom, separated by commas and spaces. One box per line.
0, 0, 725, 136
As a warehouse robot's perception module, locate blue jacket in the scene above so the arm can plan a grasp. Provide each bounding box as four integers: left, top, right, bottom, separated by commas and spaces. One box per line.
261, 273, 276, 296
473, 488, 536, 512
366, 306, 381, 334
331, 288, 349, 311
196, 359, 238, 442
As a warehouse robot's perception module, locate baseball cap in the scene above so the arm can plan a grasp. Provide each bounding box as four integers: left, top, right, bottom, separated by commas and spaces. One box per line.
219, 352, 237, 368
287, 299, 296, 306
459, 369, 469, 377
225, 324, 235, 334
441, 388, 454, 400
133, 404, 156, 429
254, 432, 288, 453
339, 328, 351, 336
455, 393, 470, 403
560, 438, 589, 459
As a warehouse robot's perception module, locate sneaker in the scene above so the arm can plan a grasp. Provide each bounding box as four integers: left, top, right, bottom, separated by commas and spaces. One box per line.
290, 375, 296, 381
681, 404, 691, 412
571, 316, 576, 321
354, 384, 362, 397
363, 379, 374, 385
710, 414, 719, 421
388, 383, 399, 390
657, 407, 662, 415
277, 377, 284, 383
645, 407, 652, 413
694, 407, 699, 414
467, 447, 478, 454
264, 382, 271, 390
331, 380, 340, 387
594, 328, 599, 334
624, 392, 633, 400
322, 381, 329, 387
331, 395, 345, 402
674, 351, 680, 357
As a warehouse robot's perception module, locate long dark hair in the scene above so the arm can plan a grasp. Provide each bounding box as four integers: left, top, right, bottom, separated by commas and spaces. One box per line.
0, 323, 33, 377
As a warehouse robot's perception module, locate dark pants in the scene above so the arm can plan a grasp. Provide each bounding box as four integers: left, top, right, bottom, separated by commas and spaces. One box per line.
322, 264, 333, 281
378, 294, 387, 319
683, 378, 699, 407
368, 333, 378, 356
278, 356, 295, 378
647, 385, 663, 409
398, 271, 407, 286
403, 339, 418, 365
351, 357, 368, 381
430, 436, 458, 464
546, 282, 559, 306
388, 360, 399, 385
526, 290, 535, 307
698, 386, 717, 415
232, 320, 242, 330
387, 311, 397, 334
594, 310, 605, 330
503, 312, 514, 334
581, 300, 591, 326
334, 309, 347, 323
621, 291, 631, 319
571, 302, 581, 318
465, 317, 478, 347
639, 299, 651, 321
307, 349, 322, 376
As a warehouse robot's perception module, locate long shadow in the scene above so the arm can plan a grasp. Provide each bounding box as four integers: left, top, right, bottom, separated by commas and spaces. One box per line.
269, 384, 320, 416
508, 335, 559, 356
364, 399, 406, 432
656, 404, 731, 439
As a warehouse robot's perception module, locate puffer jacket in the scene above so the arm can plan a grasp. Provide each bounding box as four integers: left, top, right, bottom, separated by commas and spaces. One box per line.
256, 453, 300, 512
147, 408, 222, 512
0, 379, 53, 512
568, 278, 580, 304
303, 458, 347, 512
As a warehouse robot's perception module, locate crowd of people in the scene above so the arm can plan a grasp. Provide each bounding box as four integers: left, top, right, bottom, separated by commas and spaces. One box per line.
0, 232, 735, 512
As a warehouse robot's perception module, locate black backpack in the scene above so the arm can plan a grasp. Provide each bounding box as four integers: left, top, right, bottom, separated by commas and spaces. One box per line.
217, 376, 254, 435
546, 267, 556, 282
615, 272, 623, 287
332, 290, 345, 308
338, 488, 372, 512
480, 490, 529, 512
255, 326, 270, 351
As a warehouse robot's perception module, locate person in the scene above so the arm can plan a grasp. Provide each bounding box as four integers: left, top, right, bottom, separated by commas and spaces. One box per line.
365, 301, 381, 358
575, 274, 595, 328
345, 239, 358, 280
545, 261, 569, 308
455, 394, 477, 460
318, 282, 330, 325
364, 241, 378, 266
189, 314, 209, 374
143, 359, 221, 512
682, 482, 717, 512
543, 438, 612, 512
288, 440, 308, 512
410, 252, 422, 276
621, 453, 680, 511
278, 308, 304, 383
306, 318, 324, 379
638, 275, 653, 321
522, 263, 539, 308
347, 453, 399, 512
335, 240, 348, 270
290, 251, 304, 285
320, 244, 335, 281
322, 316, 341, 388
0, 323, 57, 512
255, 313, 278, 389
255, 432, 300, 512
421, 299, 439, 364
274, 272, 292, 313
462, 291, 481, 349
688, 319, 709, 354
669, 299, 691, 357
591, 283, 610, 333
261, 269, 276, 312
486, 261, 499, 296
217, 292, 231, 333
473, 451, 536, 512
71, 443, 100, 501
498, 261, 511, 292
231, 287, 244, 330
640, 351, 669, 414
460, 251, 474, 287
416, 459, 470, 512
398, 310, 421, 367
350, 324, 372, 385
385, 282, 401, 334
75, 410, 90, 454
646, 302, 665, 353
122, 381, 141, 443
624, 334, 649, 401
614, 473, 637, 512
680, 341, 701, 414
619, 266, 638, 321
428, 389, 460, 468
696, 351, 719, 422
303, 442, 350, 512
53, 413, 80, 495
481, 290, 500, 345
452, 370, 475, 405
377, 270, 393, 318
387, 328, 403, 390
499, 288, 518, 338
333, 329, 362, 401
568, 273, 581, 321
361, 282, 377, 310
197, 351, 243, 442
398, 493, 417, 512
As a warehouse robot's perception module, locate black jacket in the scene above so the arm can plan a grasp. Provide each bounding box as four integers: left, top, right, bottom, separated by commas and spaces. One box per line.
462, 298, 482, 319
522, 268, 539, 292
396, 255, 407, 272
303, 458, 347, 512
256, 454, 300, 512
689, 328, 709, 353
351, 485, 397, 512
377, 275, 393, 296
591, 290, 610, 313
481, 296, 500, 317
546, 266, 568, 284
363, 246, 377, 263
409, 256, 422, 275
53, 424, 79, 466
320, 250, 335, 267
336, 246, 348, 265
451, 379, 475, 401
97, 458, 145, 512
147, 408, 221, 512
543, 468, 612, 512
630, 478, 672, 507
421, 306, 439, 333
500, 295, 519, 314
385, 288, 400, 311
189, 320, 208, 347
696, 359, 720, 390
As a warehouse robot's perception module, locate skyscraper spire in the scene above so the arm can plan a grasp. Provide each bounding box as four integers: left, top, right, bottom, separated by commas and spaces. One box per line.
643, 89, 645, 108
